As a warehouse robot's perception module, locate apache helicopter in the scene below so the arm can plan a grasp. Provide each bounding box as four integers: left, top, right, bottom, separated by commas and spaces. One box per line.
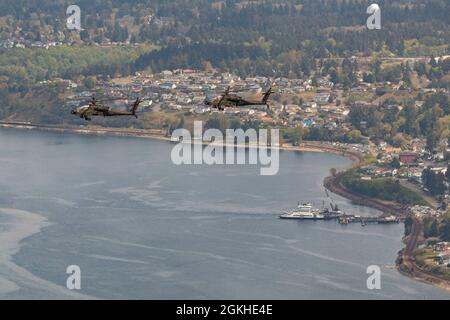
205, 86, 274, 111
70, 96, 142, 121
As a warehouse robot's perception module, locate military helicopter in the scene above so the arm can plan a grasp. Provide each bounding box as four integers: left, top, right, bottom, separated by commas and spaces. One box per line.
205, 86, 274, 111
70, 95, 142, 121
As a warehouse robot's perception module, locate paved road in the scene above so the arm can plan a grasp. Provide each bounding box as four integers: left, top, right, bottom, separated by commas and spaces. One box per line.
400, 218, 450, 287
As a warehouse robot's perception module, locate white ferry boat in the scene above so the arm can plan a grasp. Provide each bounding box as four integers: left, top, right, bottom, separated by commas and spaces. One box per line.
279, 203, 325, 220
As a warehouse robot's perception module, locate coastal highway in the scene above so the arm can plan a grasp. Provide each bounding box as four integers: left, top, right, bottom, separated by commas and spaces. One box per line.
403, 218, 422, 262
399, 218, 450, 288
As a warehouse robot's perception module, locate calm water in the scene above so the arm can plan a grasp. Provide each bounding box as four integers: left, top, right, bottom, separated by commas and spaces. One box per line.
0, 128, 448, 299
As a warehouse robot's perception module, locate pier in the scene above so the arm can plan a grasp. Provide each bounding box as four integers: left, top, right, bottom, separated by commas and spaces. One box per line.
337, 214, 400, 225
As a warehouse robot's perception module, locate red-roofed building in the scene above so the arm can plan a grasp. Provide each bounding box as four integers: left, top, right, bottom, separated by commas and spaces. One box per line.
399, 151, 417, 164
259, 117, 274, 124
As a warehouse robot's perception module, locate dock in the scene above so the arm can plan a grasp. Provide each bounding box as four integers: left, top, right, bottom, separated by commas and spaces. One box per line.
337, 215, 400, 225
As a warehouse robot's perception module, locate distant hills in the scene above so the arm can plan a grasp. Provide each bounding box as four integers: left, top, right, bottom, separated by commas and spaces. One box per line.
0, 0, 448, 76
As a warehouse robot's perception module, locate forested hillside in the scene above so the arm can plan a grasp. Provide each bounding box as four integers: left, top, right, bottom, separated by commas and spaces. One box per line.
0, 0, 449, 78
0, 0, 449, 132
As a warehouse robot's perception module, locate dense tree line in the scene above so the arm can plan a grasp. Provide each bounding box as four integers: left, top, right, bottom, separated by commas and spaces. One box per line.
423, 212, 450, 242
0, 0, 449, 77
347, 88, 450, 148
0, 46, 153, 90
422, 167, 447, 196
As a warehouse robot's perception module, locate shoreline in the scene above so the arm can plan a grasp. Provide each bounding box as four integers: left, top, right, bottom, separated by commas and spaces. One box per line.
1, 121, 448, 292
396, 218, 450, 292
0, 121, 364, 163
324, 160, 450, 292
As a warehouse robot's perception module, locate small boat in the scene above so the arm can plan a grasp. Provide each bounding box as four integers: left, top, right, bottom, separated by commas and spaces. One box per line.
280, 203, 325, 220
